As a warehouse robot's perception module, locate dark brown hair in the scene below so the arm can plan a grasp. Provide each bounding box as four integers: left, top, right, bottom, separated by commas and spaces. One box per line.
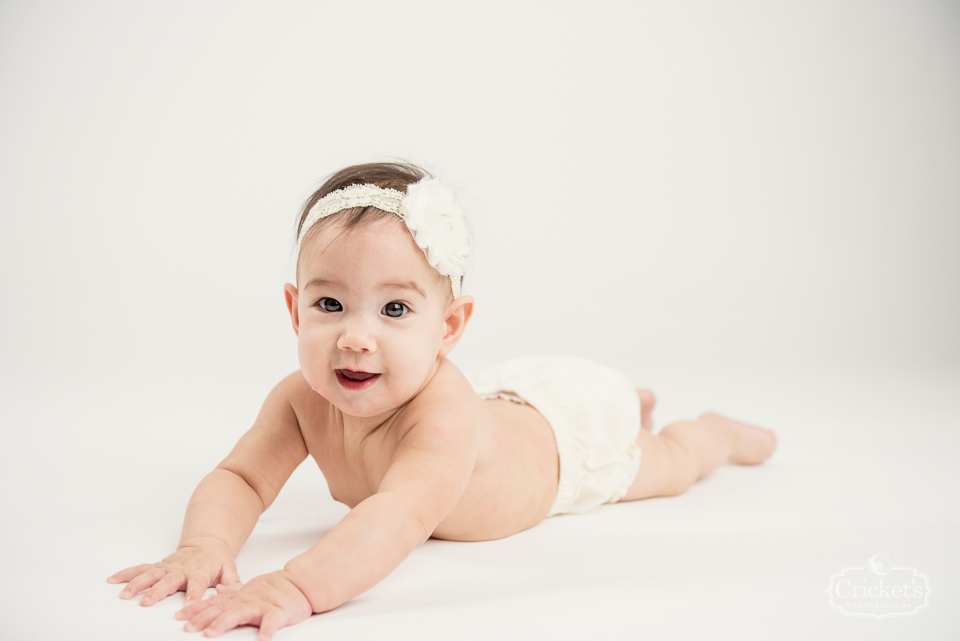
295, 161, 430, 240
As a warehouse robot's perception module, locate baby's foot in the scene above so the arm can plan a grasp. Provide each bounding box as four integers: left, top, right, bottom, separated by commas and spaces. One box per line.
700, 412, 777, 464
637, 389, 656, 431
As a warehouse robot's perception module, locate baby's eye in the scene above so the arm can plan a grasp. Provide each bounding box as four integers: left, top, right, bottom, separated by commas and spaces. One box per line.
382, 301, 408, 318
317, 297, 342, 312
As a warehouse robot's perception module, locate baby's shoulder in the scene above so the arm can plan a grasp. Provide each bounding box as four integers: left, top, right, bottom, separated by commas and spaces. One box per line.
277, 369, 317, 404
277, 369, 336, 427
401, 358, 481, 428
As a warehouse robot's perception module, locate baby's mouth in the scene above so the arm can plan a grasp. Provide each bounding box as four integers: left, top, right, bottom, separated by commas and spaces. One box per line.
337, 369, 378, 382
335, 369, 381, 390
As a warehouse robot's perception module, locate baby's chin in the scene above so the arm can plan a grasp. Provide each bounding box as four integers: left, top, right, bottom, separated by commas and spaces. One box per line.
305, 374, 411, 418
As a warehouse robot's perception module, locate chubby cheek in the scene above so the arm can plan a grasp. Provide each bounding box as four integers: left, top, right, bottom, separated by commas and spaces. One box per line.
392, 323, 444, 378
296, 327, 332, 394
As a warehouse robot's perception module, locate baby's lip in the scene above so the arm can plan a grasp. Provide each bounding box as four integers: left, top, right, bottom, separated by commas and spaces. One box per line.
336, 368, 380, 382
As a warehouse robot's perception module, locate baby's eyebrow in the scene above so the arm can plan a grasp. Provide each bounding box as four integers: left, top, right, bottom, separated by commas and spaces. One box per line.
304, 278, 336, 291
304, 278, 427, 299
385, 280, 428, 299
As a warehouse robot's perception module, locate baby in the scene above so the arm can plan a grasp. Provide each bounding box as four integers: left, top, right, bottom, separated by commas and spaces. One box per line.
108, 162, 777, 640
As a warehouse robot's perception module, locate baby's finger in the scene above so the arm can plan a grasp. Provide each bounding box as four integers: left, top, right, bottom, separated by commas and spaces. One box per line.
184, 602, 223, 632
258, 609, 285, 641
176, 595, 214, 621
107, 563, 157, 584
215, 582, 243, 595
182, 574, 209, 606
203, 603, 254, 638
220, 564, 241, 586
139, 569, 185, 607
119, 567, 167, 599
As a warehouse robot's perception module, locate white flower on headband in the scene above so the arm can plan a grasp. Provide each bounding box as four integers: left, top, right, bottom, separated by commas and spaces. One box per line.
400, 179, 470, 298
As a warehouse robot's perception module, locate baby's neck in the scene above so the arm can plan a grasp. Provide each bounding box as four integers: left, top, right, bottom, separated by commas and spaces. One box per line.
335, 406, 402, 444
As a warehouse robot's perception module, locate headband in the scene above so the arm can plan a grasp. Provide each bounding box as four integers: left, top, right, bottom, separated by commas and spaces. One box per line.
295, 179, 470, 298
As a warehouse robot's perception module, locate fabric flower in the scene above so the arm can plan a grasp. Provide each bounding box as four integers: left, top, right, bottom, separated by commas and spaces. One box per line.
401, 179, 471, 298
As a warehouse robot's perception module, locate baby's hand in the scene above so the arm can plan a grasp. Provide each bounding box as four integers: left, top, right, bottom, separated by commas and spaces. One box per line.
175, 570, 313, 641
107, 538, 241, 607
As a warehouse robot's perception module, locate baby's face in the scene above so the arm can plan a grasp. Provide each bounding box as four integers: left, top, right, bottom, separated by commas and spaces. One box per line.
289, 218, 452, 418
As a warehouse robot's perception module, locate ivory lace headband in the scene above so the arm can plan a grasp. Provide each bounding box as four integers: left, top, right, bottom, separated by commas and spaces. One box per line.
295, 179, 470, 299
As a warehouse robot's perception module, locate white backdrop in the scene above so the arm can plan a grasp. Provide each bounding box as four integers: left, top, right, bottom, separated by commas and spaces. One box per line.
1, 2, 958, 640
1, 0, 958, 393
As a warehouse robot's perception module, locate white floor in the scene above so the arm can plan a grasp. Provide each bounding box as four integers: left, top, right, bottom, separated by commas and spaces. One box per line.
2, 365, 957, 640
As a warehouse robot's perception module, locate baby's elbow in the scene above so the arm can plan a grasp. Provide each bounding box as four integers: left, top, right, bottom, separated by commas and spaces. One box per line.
380, 491, 443, 547
216, 464, 270, 512
414, 513, 434, 546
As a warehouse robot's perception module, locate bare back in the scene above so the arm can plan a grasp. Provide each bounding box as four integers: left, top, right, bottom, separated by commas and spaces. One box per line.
288, 358, 559, 542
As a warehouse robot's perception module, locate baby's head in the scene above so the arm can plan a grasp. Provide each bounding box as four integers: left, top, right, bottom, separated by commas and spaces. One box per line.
283, 162, 474, 418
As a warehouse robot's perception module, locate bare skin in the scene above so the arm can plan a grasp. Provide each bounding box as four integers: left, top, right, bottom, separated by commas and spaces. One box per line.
286, 359, 562, 542
620, 390, 778, 501
107, 218, 777, 640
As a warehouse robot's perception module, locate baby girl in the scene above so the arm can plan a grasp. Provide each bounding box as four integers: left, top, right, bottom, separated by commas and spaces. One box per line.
108, 162, 777, 640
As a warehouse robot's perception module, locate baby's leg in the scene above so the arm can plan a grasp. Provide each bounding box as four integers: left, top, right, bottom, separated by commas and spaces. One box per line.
618, 413, 776, 502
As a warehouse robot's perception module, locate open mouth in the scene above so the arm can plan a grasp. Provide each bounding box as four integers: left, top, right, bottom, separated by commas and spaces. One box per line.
335, 369, 381, 390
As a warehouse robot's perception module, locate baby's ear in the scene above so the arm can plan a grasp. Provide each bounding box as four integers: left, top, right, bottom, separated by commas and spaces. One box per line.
439, 295, 474, 358
283, 283, 300, 337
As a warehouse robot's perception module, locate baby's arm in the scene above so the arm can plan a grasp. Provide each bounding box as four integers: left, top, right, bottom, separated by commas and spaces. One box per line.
287, 417, 480, 609
108, 373, 308, 606
175, 413, 480, 638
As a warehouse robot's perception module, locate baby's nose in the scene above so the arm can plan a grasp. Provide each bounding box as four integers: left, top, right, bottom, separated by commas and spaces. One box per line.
337, 325, 377, 353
